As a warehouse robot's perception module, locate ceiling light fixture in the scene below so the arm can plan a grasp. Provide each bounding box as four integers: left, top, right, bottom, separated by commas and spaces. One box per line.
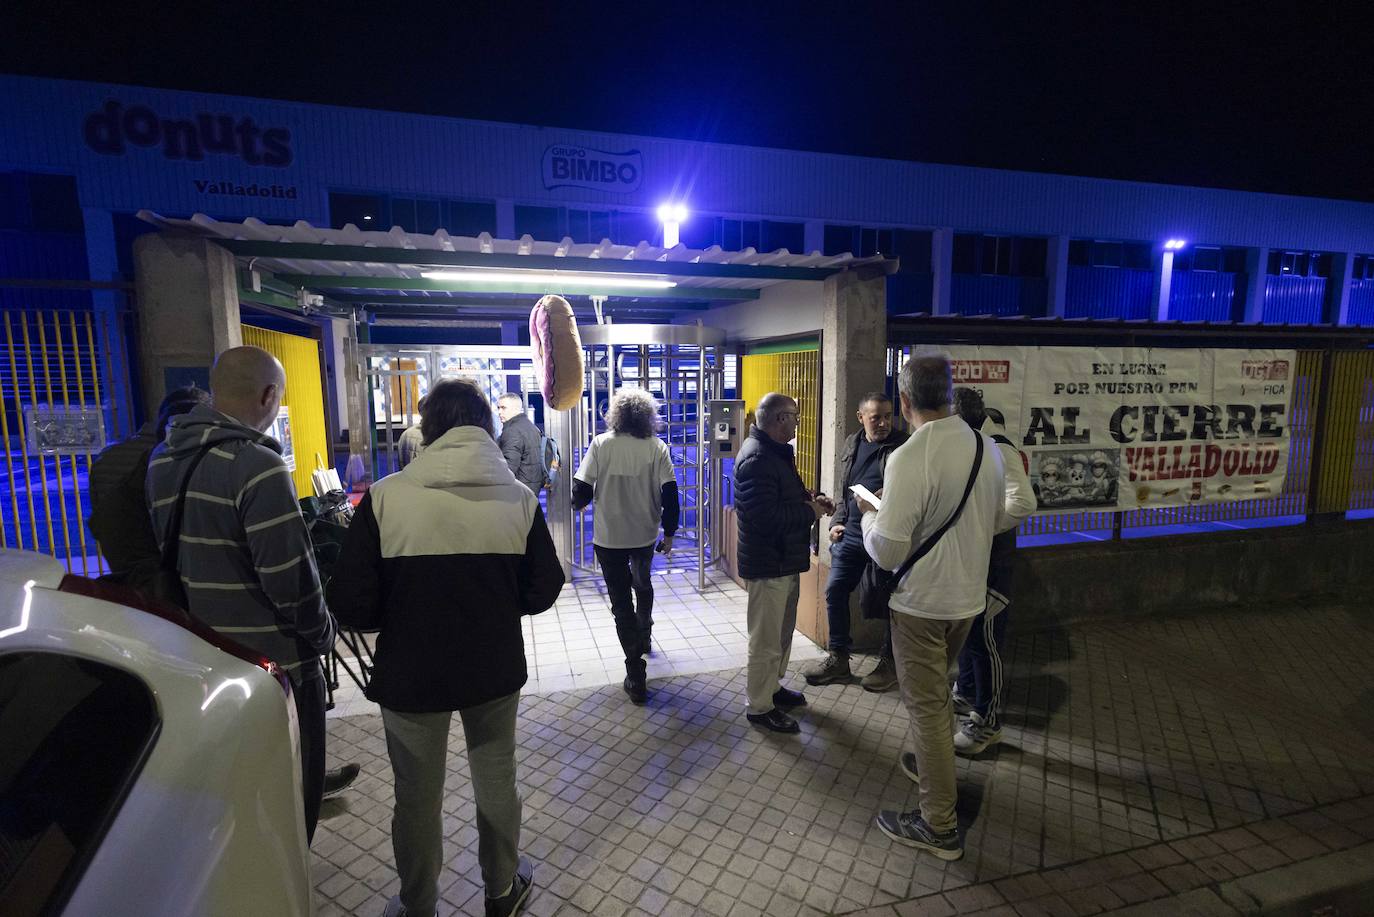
420, 270, 677, 289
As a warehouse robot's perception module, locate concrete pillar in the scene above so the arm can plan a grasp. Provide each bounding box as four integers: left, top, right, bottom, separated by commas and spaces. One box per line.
133, 233, 241, 419
803, 219, 825, 255
1151, 249, 1176, 321
931, 228, 954, 315
1243, 247, 1270, 323
1046, 235, 1071, 318
341, 313, 372, 484
1327, 252, 1354, 325
820, 263, 894, 649
495, 199, 516, 239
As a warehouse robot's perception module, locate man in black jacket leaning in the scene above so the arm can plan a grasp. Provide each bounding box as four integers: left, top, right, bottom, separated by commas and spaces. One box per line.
804, 391, 908, 691
734, 392, 834, 734
497, 393, 547, 492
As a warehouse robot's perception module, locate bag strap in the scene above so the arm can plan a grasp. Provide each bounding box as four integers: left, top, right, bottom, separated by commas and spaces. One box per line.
892, 430, 984, 582
160, 444, 215, 576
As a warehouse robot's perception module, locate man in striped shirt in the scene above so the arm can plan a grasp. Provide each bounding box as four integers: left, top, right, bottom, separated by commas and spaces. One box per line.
147, 345, 338, 841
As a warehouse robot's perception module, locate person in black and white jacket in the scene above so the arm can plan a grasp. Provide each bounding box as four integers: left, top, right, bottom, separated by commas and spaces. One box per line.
328, 378, 564, 917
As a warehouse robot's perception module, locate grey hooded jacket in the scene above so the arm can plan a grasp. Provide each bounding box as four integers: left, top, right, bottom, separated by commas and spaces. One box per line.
146, 404, 337, 682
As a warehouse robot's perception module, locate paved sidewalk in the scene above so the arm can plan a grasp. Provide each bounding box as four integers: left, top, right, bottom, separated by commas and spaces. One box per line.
310, 598, 1374, 916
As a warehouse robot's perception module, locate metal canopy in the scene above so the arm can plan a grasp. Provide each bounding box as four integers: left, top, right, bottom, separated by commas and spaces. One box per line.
136, 213, 885, 315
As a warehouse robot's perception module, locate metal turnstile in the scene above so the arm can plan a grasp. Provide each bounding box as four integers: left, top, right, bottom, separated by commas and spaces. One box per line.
550, 324, 728, 591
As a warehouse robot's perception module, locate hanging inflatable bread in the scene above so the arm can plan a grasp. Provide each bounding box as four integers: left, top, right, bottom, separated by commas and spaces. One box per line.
529, 294, 584, 411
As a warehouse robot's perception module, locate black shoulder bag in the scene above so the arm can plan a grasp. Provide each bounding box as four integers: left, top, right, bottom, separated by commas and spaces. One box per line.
148, 445, 214, 611
858, 431, 984, 620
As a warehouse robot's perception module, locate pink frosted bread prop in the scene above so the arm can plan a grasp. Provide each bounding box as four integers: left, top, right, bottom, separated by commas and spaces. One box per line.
529, 294, 584, 411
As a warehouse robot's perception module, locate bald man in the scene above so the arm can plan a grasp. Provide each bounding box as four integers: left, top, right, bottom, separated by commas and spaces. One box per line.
147, 345, 339, 842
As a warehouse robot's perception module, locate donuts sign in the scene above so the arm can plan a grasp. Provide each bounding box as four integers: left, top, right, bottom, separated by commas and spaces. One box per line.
542, 145, 642, 193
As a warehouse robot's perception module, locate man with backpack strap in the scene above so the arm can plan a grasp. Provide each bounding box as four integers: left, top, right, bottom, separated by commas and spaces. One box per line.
147, 346, 341, 841
496, 393, 547, 492
855, 355, 1012, 861
951, 387, 1036, 755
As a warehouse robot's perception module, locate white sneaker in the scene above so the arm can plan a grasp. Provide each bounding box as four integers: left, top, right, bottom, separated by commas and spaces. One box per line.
953, 711, 1002, 756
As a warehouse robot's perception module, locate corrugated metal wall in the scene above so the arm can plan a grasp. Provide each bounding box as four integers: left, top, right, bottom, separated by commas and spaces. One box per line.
240, 325, 330, 497
951, 275, 1047, 317
1346, 279, 1374, 326
1168, 270, 1241, 322
1065, 266, 1153, 319
1348, 363, 1374, 512
0, 232, 92, 310
886, 273, 934, 314
7, 74, 1374, 253
1263, 276, 1327, 324
1315, 350, 1374, 513
739, 350, 820, 491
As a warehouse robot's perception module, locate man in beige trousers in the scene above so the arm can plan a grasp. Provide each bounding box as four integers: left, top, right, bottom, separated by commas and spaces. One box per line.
856, 355, 1013, 860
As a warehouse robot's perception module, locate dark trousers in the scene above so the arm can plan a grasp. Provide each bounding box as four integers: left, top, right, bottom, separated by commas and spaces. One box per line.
594, 543, 655, 678
956, 550, 1013, 728
825, 537, 893, 659
293, 669, 327, 843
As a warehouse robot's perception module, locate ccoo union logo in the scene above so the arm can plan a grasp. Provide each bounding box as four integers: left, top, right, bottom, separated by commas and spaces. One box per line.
542, 145, 641, 193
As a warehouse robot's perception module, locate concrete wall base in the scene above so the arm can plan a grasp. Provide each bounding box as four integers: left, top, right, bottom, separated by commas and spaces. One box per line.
1015, 519, 1373, 631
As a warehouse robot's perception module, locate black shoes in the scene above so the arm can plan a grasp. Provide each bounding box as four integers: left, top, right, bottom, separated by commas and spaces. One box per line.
623, 675, 648, 705
802, 652, 852, 685
322, 762, 361, 799
772, 687, 807, 708
484, 856, 534, 917
746, 708, 800, 734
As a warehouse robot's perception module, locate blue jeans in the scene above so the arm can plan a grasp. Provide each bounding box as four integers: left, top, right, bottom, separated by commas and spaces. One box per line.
824, 537, 892, 659
824, 538, 868, 653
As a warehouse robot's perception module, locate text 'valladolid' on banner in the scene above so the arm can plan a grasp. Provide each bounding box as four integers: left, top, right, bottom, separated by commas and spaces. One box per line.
943, 346, 1296, 513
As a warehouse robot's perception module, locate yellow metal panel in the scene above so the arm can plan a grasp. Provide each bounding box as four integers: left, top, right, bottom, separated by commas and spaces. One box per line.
241, 325, 330, 497
740, 350, 820, 490
1316, 350, 1374, 514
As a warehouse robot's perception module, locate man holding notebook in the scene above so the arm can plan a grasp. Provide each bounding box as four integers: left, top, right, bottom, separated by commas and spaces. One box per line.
854, 354, 1013, 861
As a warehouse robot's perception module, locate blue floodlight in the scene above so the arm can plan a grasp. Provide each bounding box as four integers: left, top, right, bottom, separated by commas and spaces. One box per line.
1164, 238, 1187, 251
657, 203, 688, 224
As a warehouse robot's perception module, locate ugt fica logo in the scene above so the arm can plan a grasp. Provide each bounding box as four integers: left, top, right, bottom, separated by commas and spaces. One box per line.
83, 99, 293, 167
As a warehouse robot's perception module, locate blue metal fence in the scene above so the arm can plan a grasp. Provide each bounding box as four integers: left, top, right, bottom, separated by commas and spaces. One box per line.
1168, 270, 1241, 322
1347, 279, 1374, 326
1064, 265, 1153, 320
951, 274, 1047, 316
1264, 275, 1327, 323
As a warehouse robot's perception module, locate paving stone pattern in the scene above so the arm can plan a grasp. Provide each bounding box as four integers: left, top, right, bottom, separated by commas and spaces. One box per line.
312, 598, 1374, 916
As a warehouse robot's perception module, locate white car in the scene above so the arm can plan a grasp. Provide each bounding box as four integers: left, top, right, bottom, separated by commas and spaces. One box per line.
0, 549, 313, 916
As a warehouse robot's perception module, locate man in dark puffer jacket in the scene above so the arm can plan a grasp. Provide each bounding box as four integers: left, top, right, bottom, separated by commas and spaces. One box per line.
733, 392, 834, 734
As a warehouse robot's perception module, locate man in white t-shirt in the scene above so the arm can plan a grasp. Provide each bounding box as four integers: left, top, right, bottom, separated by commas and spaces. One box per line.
572, 388, 679, 705
856, 354, 1013, 861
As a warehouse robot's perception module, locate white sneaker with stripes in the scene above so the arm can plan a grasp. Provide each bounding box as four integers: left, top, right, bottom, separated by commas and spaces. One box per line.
953, 711, 1002, 755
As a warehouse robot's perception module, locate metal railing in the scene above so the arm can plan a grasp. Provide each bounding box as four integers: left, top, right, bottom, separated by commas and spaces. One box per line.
2, 307, 136, 573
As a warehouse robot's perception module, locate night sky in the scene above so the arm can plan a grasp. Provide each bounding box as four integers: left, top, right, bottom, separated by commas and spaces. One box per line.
5, 1, 1372, 203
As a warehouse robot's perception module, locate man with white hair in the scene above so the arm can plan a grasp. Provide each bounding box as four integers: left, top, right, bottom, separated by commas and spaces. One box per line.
572, 388, 679, 704
147, 345, 338, 842
733, 392, 834, 734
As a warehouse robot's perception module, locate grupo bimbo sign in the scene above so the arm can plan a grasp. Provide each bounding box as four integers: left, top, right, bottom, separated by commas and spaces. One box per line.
942, 345, 1297, 512
542, 145, 642, 193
